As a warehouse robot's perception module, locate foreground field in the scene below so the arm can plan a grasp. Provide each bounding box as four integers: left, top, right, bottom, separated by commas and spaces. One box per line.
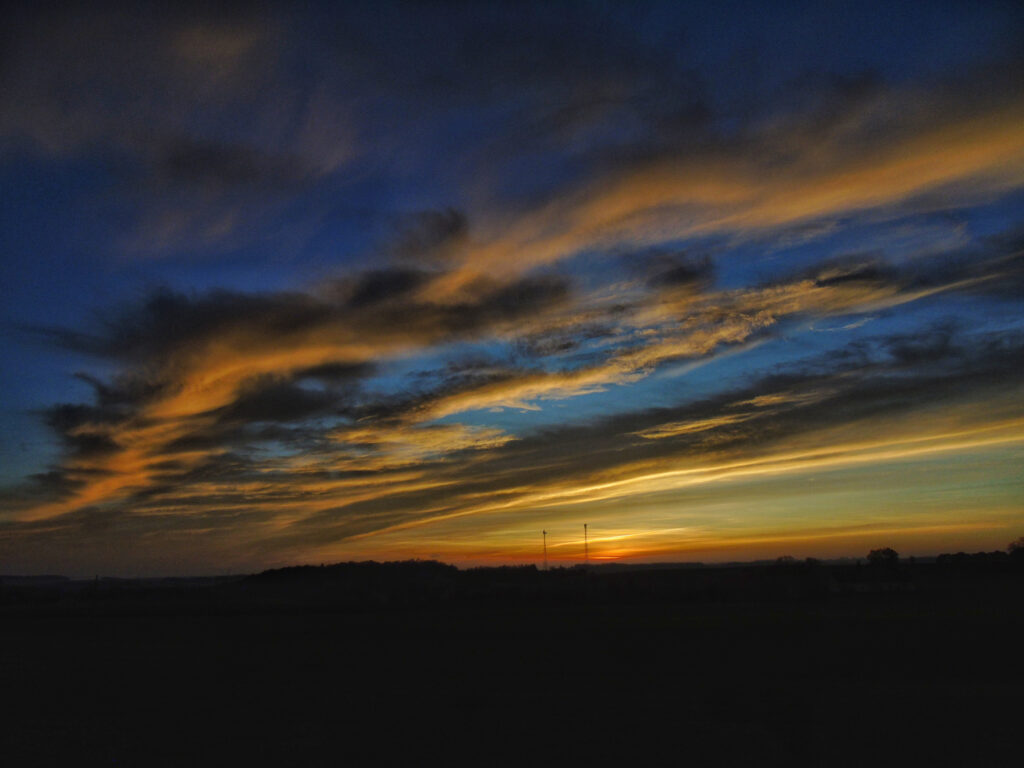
2, 567, 1021, 765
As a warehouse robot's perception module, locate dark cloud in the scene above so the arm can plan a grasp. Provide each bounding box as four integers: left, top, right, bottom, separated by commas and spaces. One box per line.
297, 361, 376, 382
150, 137, 309, 192
68, 505, 122, 535
12, 464, 116, 507
213, 378, 342, 425
37, 288, 324, 360
21, 469, 87, 501
514, 333, 583, 359
883, 322, 958, 367
450, 274, 570, 329
636, 249, 715, 290
386, 208, 468, 263
345, 268, 432, 308
39, 268, 571, 365
43, 404, 121, 457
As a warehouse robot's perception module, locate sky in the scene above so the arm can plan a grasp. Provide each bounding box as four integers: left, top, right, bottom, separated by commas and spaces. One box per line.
2, 0, 1023, 576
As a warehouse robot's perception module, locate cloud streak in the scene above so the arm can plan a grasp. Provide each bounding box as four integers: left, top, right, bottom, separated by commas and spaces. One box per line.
3, 2, 1024, 574
5, 229, 1023, 570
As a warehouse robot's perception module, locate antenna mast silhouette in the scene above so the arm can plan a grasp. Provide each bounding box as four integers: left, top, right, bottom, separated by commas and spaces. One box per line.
584, 523, 589, 566
542, 530, 548, 571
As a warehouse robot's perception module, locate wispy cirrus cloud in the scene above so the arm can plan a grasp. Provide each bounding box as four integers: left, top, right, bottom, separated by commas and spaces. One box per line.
5, 224, 1023, 569
430, 89, 1024, 298
3, 2, 1024, 575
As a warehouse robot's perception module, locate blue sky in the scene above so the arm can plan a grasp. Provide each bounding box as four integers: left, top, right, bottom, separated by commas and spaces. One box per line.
2, 0, 1023, 575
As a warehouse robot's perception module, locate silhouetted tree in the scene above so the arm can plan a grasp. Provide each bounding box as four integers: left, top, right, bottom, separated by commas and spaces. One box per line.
867, 548, 899, 565
1009, 537, 1024, 560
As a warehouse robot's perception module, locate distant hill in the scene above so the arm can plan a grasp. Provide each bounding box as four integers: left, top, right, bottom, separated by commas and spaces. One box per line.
0, 575, 70, 585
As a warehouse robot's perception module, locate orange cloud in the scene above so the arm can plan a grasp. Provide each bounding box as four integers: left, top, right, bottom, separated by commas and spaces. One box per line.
429, 98, 1024, 298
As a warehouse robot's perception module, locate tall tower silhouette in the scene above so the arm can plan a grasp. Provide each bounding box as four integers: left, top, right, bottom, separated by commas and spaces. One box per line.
584, 523, 589, 566
542, 530, 548, 571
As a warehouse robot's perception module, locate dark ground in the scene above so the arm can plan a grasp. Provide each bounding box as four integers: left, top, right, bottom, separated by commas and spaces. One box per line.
2, 560, 1021, 766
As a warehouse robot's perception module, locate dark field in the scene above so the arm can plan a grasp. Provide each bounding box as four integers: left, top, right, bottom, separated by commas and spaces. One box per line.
2, 563, 1021, 766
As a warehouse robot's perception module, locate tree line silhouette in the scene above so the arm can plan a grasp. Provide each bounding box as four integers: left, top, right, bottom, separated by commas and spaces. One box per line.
3, 538, 1021, 610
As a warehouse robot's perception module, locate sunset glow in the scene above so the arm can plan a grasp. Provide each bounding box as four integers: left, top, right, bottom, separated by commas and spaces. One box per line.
2, 1, 1023, 575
